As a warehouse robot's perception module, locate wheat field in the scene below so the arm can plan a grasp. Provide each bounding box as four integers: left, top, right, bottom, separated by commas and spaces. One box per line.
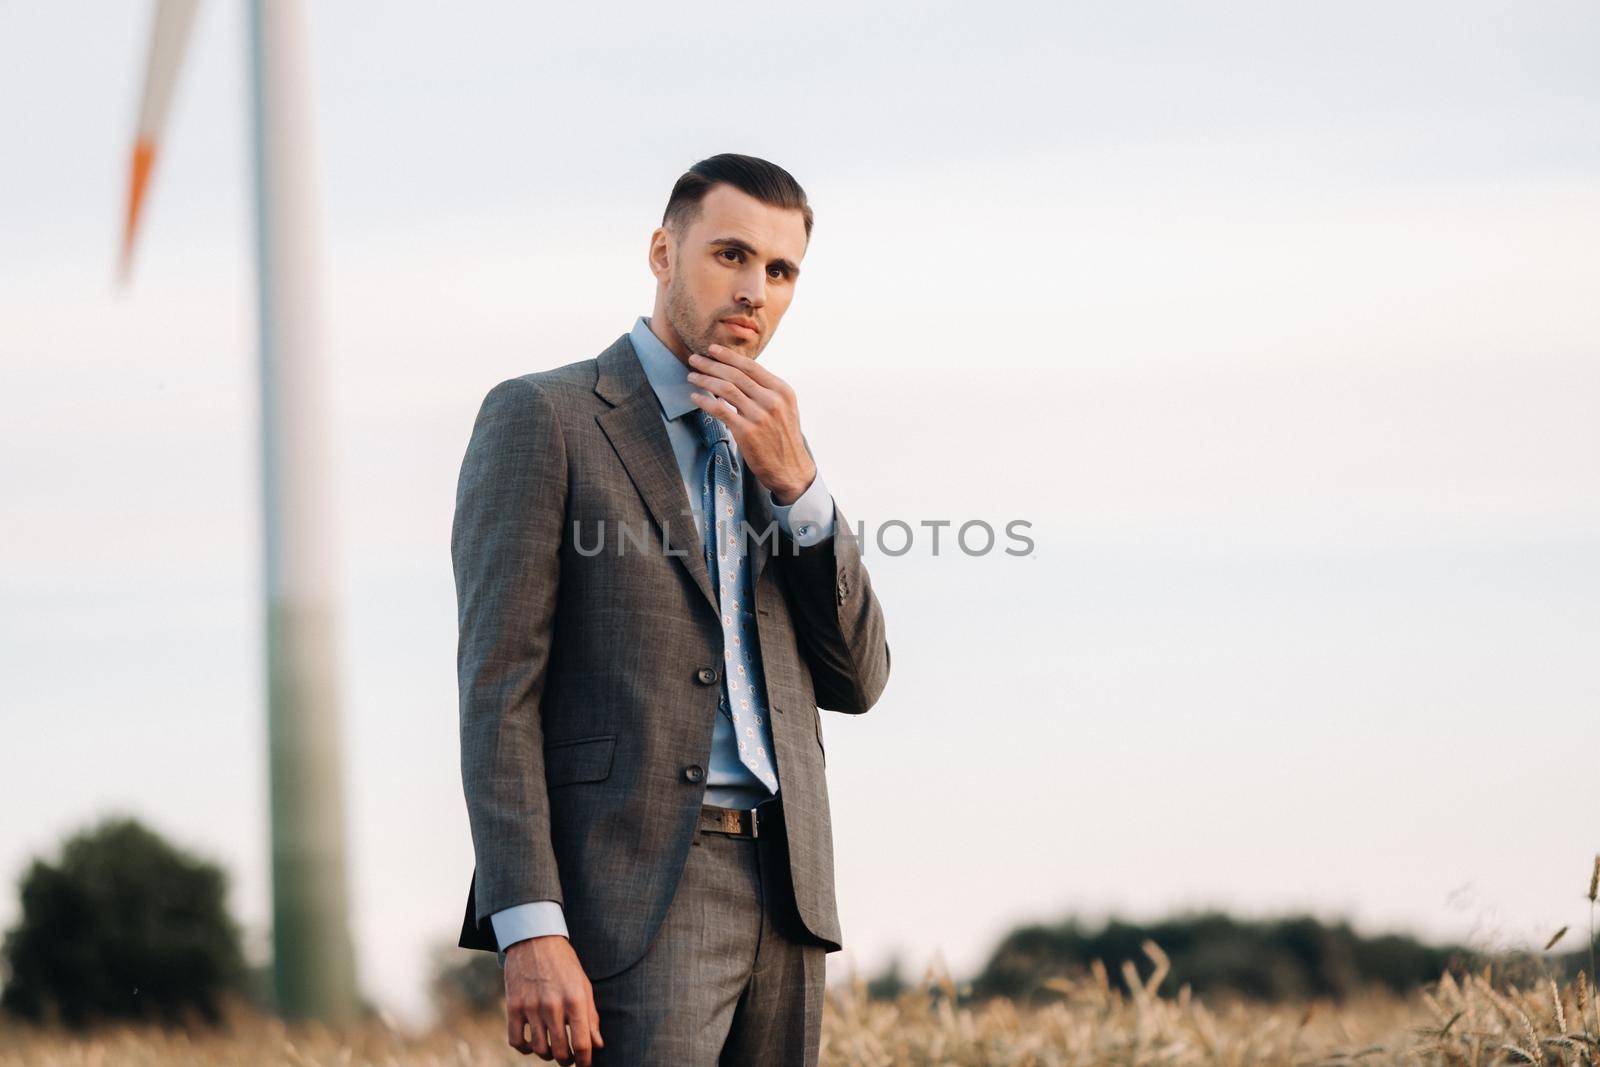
4, 859, 1597, 1066
1, 949, 1596, 1067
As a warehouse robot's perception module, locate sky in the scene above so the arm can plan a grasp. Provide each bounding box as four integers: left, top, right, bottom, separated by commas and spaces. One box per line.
2, 0, 1598, 1024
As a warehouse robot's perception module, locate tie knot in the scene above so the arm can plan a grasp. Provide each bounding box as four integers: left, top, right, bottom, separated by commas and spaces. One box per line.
693, 408, 733, 449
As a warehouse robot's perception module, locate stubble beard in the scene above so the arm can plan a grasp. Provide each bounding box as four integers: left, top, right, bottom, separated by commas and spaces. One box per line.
664, 274, 762, 360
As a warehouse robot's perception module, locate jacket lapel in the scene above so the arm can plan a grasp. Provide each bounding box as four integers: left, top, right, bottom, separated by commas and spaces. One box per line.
593, 334, 720, 618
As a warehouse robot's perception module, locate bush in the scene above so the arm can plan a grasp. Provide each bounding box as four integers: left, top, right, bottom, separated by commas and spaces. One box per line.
970, 910, 1474, 1003
0, 816, 245, 1025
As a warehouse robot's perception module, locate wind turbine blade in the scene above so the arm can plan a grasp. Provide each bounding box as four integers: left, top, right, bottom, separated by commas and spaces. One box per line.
121, 0, 201, 283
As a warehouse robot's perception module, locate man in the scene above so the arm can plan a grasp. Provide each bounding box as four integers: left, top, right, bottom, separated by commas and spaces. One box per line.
452, 153, 892, 1065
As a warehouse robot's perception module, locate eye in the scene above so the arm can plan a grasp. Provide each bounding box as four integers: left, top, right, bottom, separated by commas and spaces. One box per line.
719, 248, 743, 263
767, 266, 787, 280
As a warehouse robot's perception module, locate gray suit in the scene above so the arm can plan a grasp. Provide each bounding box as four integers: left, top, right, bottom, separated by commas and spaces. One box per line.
453, 331, 891, 989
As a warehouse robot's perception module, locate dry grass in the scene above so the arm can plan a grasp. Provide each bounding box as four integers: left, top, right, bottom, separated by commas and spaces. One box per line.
1, 951, 1594, 1066
4, 855, 1597, 1065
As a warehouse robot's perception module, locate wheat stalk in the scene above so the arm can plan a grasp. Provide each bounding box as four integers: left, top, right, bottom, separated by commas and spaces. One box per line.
1589, 854, 1600, 1036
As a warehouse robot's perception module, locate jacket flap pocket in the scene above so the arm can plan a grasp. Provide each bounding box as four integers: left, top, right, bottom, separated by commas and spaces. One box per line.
544, 734, 616, 788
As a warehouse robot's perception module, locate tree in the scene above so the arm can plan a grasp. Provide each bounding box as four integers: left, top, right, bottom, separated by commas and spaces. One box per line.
1, 816, 245, 1025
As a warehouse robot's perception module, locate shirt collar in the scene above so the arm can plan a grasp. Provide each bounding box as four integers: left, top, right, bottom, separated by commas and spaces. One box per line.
629, 316, 700, 422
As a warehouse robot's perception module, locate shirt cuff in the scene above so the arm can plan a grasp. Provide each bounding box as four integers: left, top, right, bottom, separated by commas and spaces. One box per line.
491, 900, 569, 952
770, 471, 835, 547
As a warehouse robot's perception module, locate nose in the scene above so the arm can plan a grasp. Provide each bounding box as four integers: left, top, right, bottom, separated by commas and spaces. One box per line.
733, 266, 767, 310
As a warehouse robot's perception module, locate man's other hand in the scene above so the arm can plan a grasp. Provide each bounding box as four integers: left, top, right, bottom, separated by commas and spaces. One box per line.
504, 935, 603, 1064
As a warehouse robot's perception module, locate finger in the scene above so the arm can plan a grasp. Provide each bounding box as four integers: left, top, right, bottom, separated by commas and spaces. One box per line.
707, 343, 790, 393
528, 1015, 553, 1060
694, 349, 781, 406
689, 390, 751, 436
567, 1005, 595, 1066
543, 1001, 573, 1065
590, 990, 604, 1049
507, 1009, 535, 1055
686, 371, 761, 418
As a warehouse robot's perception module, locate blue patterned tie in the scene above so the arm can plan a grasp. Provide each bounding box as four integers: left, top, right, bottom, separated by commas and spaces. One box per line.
693, 409, 779, 794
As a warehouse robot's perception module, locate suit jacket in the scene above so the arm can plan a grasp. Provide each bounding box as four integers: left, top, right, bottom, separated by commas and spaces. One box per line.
453, 331, 892, 981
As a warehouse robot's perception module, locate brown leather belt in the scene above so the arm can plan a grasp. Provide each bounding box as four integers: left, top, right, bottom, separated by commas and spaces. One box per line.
699, 801, 779, 839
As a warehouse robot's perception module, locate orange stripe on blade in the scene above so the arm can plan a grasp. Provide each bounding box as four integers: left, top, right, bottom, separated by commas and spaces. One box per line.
120, 137, 158, 276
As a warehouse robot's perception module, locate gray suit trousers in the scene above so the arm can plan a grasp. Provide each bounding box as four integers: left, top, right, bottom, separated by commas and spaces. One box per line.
592, 797, 824, 1066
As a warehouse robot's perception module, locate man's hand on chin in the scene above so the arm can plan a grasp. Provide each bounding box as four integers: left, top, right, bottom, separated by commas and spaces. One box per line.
685, 343, 817, 505
503, 935, 603, 1065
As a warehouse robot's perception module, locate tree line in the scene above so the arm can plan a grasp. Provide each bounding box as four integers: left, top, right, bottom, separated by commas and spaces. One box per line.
3, 817, 1588, 1024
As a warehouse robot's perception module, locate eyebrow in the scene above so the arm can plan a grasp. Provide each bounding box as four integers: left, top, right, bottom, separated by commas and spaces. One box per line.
706, 235, 801, 279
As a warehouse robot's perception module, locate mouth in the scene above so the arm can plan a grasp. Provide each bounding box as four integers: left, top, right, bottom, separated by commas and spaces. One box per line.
718, 317, 760, 341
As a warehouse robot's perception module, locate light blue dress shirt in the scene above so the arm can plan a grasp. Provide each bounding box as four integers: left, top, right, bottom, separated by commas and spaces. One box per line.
491, 316, 836, 951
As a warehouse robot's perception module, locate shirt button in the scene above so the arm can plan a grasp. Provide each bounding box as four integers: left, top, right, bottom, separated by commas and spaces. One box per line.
683, 765, 705, 783
695, 666, 719, 685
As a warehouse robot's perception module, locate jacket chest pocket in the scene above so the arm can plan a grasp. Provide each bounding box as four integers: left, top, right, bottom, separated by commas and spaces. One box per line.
544, 734, 617, 787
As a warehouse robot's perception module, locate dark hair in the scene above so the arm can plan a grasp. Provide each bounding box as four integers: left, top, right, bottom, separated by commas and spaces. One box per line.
662, 153, 814, 240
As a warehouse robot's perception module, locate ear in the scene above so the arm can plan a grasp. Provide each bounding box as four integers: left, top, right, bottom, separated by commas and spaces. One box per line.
647, 226, 673, 284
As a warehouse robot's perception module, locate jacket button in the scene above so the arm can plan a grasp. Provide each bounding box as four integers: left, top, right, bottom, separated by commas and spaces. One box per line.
683, 765, 705, 783
695, 666, 719, 685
